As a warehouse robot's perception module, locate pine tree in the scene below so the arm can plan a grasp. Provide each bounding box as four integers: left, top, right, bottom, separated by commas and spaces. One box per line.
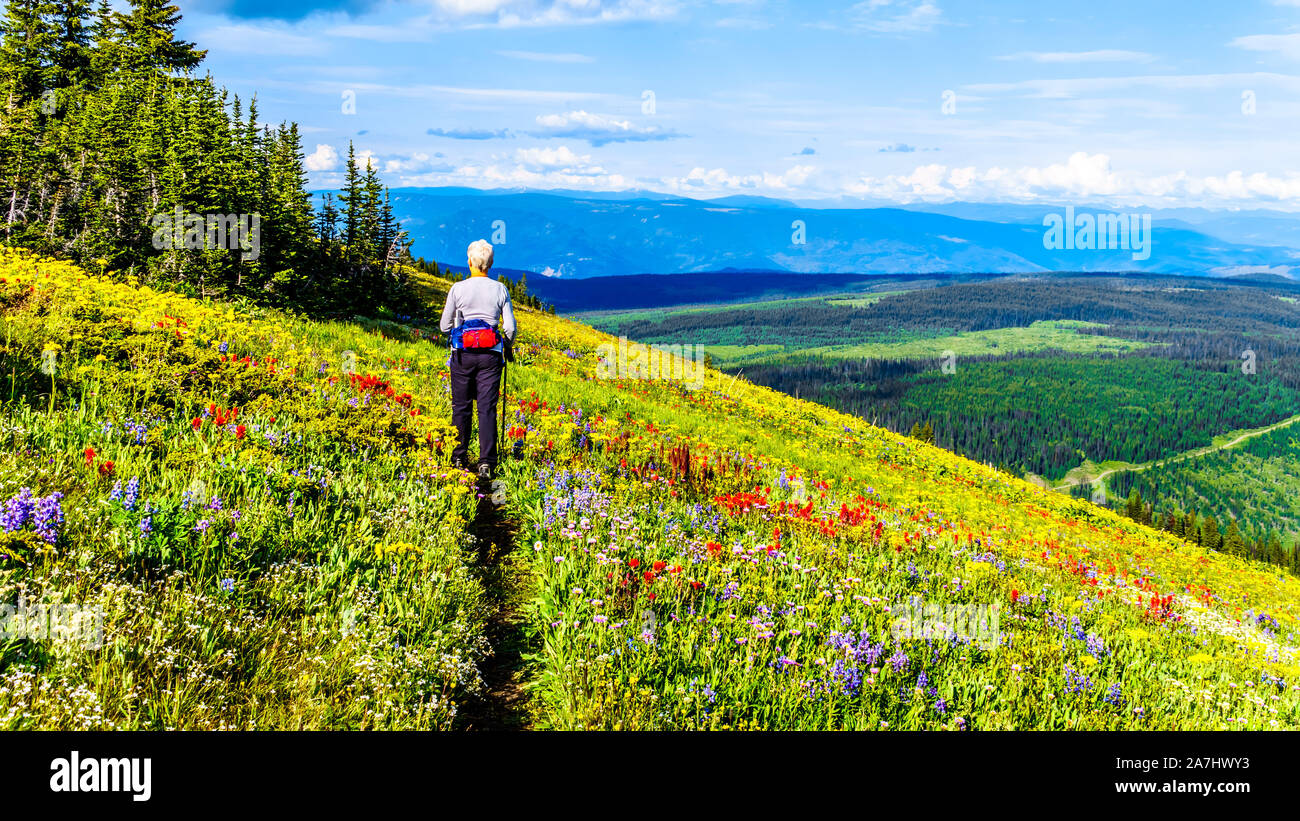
339, 143, 361, 261
1223, 519, 1243, 557
117, 0, 204, 76
0, 0, 411, 313
1202, 514, 1221, 552
0, 0, 54, 104
1125, 489, 1143, 522
49, 0, 93, 89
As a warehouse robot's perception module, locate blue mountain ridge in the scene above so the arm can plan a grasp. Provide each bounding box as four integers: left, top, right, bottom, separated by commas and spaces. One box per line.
313, 187, 1300, 279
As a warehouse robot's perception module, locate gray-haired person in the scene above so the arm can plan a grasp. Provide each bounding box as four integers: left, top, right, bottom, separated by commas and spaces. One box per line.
440, 239, 516, 480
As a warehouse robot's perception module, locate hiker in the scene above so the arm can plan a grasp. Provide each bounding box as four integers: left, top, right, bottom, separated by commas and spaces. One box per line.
441, 239, 516, 480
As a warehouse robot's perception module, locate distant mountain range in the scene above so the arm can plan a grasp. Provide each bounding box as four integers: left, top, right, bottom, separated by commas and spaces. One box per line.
314, 187, 1300, 279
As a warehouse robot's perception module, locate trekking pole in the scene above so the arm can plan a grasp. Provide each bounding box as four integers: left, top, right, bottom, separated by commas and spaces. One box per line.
499, 348, 508, 464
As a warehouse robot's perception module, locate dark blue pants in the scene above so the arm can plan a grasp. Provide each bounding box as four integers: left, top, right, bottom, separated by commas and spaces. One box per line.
450, 349, 502, 467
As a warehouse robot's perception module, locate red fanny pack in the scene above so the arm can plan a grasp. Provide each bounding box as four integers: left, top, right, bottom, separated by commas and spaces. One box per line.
462, 327, 498, 348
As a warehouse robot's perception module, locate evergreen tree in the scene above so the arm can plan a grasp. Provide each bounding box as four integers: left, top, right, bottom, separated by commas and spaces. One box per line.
0, 0, 412, 314
1125, 489, 1143, 522
117, 0, 204, 75
1202, 514, 1221, 552
1223, 518, 1243, 557
49, 0, 93, 89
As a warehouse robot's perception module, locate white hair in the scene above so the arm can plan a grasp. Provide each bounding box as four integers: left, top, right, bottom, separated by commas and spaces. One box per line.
467, 239, 494, 272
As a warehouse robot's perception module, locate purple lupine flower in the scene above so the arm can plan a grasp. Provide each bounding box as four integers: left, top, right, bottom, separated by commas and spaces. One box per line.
830, 659, 864, 696
1086, 633, 1107, 657
32, 492, 64, 544
138, 516, 152, 536
1, 487, 34, 532
194, 519, 211, 533
123, 476, 139, 512
1104, 683, 1125, 707
889, 650, 910, 674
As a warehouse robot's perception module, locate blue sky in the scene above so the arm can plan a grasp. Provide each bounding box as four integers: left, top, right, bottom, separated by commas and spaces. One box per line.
176, 0, 1300, 209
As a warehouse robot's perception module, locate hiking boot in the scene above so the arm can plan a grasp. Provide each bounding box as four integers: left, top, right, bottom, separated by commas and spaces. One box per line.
452, 457, 467, 470
477, 463, 493, 481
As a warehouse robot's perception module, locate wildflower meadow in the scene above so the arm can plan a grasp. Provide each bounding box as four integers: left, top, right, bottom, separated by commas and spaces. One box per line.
2, 247, 1298, 730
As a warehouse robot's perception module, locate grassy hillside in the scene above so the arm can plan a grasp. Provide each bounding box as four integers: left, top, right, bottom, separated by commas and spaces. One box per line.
2, 248, 1298, 730
1109, 423, 1300, 541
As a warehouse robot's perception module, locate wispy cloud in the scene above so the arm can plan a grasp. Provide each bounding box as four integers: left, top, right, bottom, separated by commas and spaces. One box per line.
427, 127, 516, 140
292, 80, 615, 105
848, 0, 943, 33
964, 71, 1300, 99
1230, 33, 1300, 61
845, 151, 1300, 207
530, 110, 684, 146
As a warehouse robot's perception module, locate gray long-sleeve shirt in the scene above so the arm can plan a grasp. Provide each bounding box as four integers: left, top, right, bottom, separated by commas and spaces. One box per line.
439, 275, 516, 342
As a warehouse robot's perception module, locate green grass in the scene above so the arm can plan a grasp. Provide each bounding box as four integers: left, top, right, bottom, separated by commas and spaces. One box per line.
703, 344, 784, 362
740, 320, 1150, 365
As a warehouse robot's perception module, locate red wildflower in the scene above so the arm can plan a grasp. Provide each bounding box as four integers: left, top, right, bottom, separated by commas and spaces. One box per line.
628, 558, 640, 569
98, 460, 114, 477
83, 447, 96, 465
643, 571, 655, 583
235, 425, 246, 439
652, 560, 666, 572
191, 417, 202, 430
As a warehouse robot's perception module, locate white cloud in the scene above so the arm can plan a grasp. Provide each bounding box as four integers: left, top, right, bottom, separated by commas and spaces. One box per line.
531, 110, 682, 145
295, 80, 613, 105
964, 71, 1300, 99
663, 164, 816, 192
384, 152, 453, 174
305, 143, 340, 171
434, 0, 516, 14
848, 0, 943, 33
514, 145, 599, 170
1229, 33, 1300, 61
844, 152, 1300, 206
385, 144, 629, 188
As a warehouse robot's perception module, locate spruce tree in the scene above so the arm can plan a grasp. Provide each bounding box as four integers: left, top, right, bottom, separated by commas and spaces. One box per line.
117, 0, 204, 75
